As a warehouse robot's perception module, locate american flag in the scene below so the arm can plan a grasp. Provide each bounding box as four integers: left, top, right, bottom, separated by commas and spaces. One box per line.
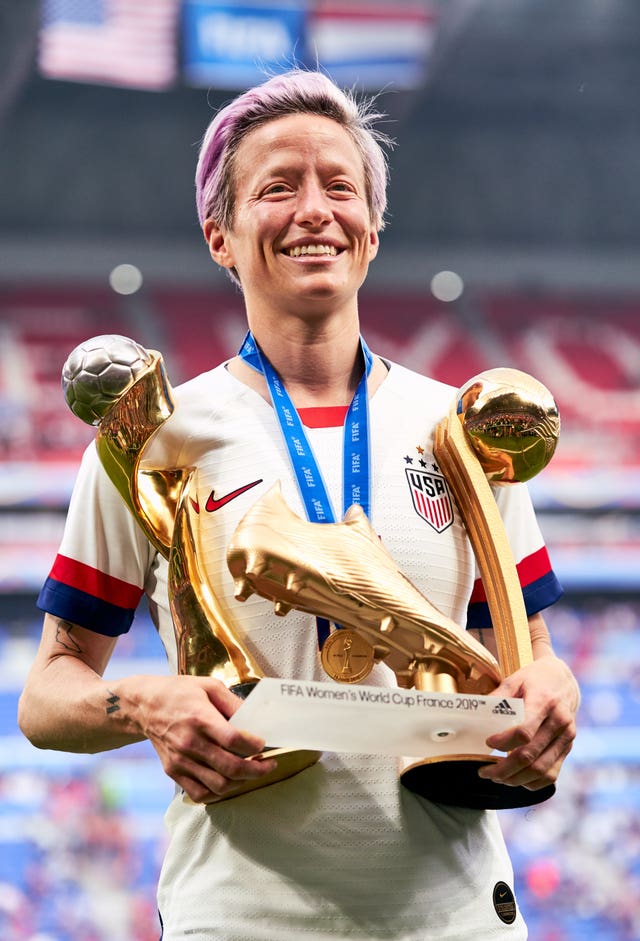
38, 0, 180, 91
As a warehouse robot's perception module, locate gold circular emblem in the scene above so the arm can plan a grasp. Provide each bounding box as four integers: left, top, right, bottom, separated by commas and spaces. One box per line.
321, 629, 375, 683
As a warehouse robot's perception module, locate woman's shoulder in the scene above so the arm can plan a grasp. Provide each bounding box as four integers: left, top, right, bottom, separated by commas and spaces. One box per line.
172, 360, 231, 401
382, 359, 457, 404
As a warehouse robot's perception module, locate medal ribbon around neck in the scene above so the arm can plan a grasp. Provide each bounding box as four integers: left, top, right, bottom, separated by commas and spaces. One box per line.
237, 330, 373, 648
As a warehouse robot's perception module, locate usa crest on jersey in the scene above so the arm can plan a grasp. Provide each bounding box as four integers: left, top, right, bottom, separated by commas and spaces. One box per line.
405, 466, 453, 532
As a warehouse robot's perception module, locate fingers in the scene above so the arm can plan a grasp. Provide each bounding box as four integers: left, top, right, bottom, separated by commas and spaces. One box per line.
477, 656, 579, 791
140, 675, 279, 802
478, 721, 575, 791
202, 679, 255, 720
480, 707, 577, 791
163, 746, 278, 804
157, 726, 279, 803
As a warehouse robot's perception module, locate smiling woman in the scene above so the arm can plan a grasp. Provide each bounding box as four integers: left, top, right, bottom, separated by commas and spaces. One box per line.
19, 67, 580, 941
203, 112, 380, 344
195, 70, 390, 238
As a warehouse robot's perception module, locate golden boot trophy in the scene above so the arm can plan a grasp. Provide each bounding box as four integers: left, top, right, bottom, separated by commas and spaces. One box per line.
226, 367, 560, 810
61, 335, 321, 800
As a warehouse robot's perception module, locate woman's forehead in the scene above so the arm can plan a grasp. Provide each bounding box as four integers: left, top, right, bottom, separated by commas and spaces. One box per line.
238, 113, 359, 160
233, 113, 366, 178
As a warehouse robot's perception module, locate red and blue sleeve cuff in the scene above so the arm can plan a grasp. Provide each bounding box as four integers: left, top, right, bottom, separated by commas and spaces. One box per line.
37, 555, 143, 637
466, 546, 563, 630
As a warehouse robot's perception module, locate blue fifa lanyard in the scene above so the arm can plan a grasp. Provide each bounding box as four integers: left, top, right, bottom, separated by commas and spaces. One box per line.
237, 330, 374, 645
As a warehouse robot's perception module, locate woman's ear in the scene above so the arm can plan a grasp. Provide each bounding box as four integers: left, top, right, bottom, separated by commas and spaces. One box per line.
203, 218, 235, 270
368, 228, 380, 262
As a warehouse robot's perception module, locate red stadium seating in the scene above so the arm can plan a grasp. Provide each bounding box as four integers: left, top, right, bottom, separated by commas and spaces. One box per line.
1, 286, 639, 471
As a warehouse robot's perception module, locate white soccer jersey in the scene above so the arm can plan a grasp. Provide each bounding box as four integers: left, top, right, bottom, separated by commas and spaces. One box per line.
39, 359, 562, 941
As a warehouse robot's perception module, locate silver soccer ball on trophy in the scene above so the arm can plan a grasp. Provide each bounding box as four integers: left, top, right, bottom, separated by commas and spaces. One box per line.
62, 334, 154, 425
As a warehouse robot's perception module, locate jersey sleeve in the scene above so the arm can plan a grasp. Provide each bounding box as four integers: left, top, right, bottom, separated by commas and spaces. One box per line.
37, 442, 157, 636
465, 481, 563, 630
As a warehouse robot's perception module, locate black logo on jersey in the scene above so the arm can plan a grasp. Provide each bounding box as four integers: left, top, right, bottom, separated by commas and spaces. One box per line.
493, 881, 517, 924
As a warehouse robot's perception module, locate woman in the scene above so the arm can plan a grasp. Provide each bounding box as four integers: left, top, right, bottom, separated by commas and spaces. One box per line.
20, 69, 579, 940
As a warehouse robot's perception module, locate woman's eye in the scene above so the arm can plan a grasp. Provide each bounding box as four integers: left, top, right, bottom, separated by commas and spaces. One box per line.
264, 183, 289, 195
330, 181, 355, 194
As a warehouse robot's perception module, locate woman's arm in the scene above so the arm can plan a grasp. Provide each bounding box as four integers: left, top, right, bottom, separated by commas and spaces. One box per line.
18, 612, 277, 801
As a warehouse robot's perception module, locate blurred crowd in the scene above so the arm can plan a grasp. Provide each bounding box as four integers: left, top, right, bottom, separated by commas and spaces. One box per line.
0, 768, 165, 941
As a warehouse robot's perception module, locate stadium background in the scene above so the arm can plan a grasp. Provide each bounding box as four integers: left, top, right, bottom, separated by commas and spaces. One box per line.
1, 1, 639, 939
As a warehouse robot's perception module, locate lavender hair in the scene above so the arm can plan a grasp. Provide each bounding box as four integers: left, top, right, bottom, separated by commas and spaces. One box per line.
195, 69, 392, 237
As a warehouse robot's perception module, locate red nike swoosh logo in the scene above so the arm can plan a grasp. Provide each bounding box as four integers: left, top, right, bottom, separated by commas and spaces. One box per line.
205, 479, 263, 512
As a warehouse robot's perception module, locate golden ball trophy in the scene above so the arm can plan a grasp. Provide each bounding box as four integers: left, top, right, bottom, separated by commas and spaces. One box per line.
404, 367, 561, 807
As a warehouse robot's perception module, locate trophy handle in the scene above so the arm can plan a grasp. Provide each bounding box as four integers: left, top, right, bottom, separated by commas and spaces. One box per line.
96, 353, 183, 557
168, 469, 263, 688
434, 411, 533, 677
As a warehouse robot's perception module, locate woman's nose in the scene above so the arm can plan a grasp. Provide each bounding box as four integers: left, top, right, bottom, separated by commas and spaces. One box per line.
294, 182, 333, 227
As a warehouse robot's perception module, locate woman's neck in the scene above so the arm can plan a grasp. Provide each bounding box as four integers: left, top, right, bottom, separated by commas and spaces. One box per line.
240, 315, 365, 408
228, 341, 389, 411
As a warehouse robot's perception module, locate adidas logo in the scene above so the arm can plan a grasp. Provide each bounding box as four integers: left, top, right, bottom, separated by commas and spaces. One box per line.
492, 699, 517, 716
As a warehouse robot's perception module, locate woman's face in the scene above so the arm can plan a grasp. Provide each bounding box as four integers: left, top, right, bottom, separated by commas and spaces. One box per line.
205, 113, 379, 318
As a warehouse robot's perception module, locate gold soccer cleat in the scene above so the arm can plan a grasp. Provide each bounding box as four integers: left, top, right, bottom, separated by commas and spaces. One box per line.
227, 484, 501, 695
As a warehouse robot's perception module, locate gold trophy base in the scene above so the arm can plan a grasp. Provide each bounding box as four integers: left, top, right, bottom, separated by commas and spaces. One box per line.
400, 754, 556, 810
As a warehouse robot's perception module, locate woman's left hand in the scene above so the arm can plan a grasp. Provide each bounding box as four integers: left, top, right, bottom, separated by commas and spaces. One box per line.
478, 653, 580, 791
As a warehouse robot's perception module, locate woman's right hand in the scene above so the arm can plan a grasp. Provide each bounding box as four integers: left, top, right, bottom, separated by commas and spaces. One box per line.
132, 674, 278, 803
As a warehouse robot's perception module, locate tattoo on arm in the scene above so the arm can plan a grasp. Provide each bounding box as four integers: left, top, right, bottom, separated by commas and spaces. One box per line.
106, 690, 121, 715
55, 619, 83, 653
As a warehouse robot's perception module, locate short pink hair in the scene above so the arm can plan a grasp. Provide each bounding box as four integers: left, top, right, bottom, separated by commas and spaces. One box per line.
195, 69, 392, 236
